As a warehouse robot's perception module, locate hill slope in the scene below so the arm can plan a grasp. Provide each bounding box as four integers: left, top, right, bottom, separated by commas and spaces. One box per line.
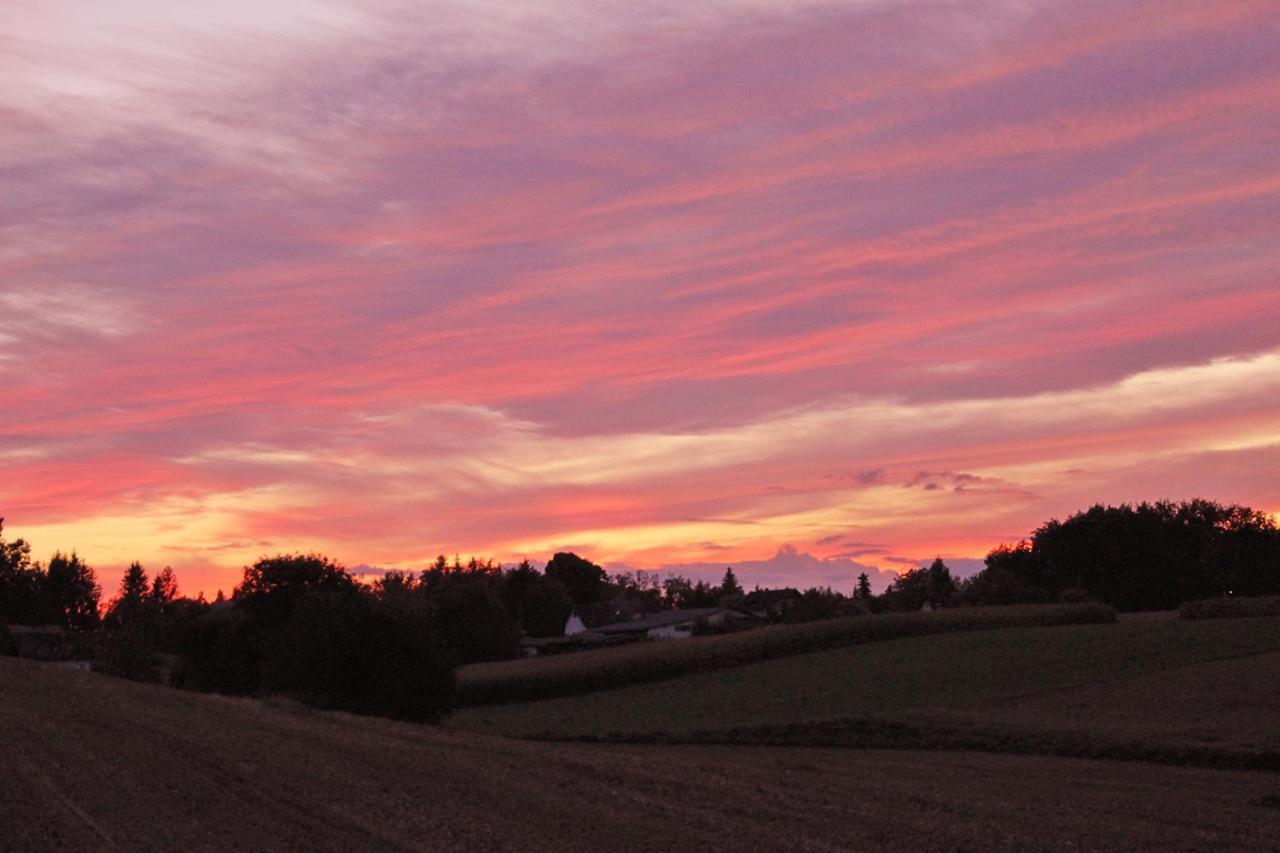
447, 616, 1280, 768
5, 655, 1280, 851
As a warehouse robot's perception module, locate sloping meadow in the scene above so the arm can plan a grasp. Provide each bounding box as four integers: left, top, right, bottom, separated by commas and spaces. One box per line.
1180, 595, 1280, 620
455, 603, 1115, 707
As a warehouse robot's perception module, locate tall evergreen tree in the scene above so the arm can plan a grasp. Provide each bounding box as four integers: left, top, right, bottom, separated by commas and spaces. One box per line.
0, 519, 45, 625
150, 566, 179, 605
45, 552, 100, 631
720, 567, 744, 601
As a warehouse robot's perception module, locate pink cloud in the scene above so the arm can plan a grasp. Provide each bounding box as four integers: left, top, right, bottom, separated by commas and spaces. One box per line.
2, 0, 1278, 595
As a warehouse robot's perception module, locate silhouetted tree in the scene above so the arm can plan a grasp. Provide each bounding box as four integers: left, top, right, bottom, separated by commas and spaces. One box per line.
429, 581, 520, 663
544, 552, 607, 607
264, 587, 455, 721
96, 562, 163, 682
0, 519, 45, 628
782, 587, 854, 622
662, 575, 720, 609
175, 553, 457, 717
854, 573, 873, 600
44, 552, 100, 631
233, 553, 358, 628
879, 559, 958, 612
965, 500, 1280, 611
609, 570, 664, 612
150, 566, 179, 605
719, 567, 743, 603
111, 562, 151, 624
504, 560, 574, 637
372, 569, 418, 599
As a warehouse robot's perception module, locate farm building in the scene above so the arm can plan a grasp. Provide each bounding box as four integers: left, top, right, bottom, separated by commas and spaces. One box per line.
5, 625, 71, 661
519, 607, 763, 656
569, 607, 738, 641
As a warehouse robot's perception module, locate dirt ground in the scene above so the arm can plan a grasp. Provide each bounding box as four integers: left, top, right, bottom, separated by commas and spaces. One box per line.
4, 657, 1280, 852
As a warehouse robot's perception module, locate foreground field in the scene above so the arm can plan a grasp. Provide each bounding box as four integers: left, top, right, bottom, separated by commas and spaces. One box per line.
448, 616, 1280, 769
4, 657, 1280, 852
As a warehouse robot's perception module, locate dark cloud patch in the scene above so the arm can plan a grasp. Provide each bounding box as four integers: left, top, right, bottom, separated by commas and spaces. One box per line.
162, 540, 274, 554
902, 470, 1037, 500
825, 467, 885, 486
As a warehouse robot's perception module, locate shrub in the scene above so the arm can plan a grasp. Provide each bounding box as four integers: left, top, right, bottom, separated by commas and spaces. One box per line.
172, 605, 261, 695
265, 589, 455, 722
1179, 595, 1280, 620
172, 586, 457, 722
93, 625, 163, 683
455, 602, 1116, 707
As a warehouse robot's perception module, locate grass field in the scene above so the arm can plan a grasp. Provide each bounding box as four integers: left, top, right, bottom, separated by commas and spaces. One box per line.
5, 655, 1280, 851
1181, 595, 1280, 619
447, 616, 1280, 770
456, 603, 1115, 706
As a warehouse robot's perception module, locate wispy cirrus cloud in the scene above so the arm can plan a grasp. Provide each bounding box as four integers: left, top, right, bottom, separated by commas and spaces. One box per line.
1, 0, 1278, 594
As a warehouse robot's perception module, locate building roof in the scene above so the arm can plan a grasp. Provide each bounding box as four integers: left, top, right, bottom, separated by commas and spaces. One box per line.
593, 607, 728, 634
6, 625, 65, 636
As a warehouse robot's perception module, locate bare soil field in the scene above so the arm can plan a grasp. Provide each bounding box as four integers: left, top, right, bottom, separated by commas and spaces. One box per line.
6, 656, 1280, 851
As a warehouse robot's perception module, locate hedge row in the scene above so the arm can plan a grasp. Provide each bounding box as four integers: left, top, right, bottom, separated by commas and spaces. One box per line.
1179, 595, 1280, 620
455, 602, 1116, 707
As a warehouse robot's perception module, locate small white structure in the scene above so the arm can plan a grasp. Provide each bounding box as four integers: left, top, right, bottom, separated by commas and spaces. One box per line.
563, 611, 588, 636
593, 607, 732, 641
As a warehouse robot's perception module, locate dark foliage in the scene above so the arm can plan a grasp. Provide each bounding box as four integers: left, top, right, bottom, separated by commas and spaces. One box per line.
264, 588, 455, 721
171, 554, 458, 720
965, 500, 1280, 611
661, 576, 720, 610
504, 561, 574, 638
428, 580, 521, 663
880, 559, 959, 612
545, 552, 607, 606
94, 624, 164, 683
781, 587, 860, 622
719, 567, 743, 603
44, 552, 101, 631
95, 562, 162, 681
233, 553, 359, 624
173, 604, 261, 695
0, 521, 100, 640
0, 520, 44, 626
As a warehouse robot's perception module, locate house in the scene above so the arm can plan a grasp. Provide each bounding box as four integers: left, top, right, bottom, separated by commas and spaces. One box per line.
6, 625, 71, 661
520, 607, 760, 657
588, 607, 736, 641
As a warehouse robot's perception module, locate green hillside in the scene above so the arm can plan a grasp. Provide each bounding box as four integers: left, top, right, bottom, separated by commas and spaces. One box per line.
447, 616, 1280, 769
455, 603, 1115, 706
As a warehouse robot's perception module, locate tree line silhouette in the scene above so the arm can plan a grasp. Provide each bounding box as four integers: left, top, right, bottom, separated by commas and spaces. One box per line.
2, 498, 1278, 721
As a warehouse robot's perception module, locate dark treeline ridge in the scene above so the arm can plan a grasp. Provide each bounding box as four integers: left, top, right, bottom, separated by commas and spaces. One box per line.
959, 499, 1280, 612
2, 498, 1279, 722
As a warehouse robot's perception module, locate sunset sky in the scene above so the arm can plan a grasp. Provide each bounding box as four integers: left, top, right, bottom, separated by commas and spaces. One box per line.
2, 0, 1278, 597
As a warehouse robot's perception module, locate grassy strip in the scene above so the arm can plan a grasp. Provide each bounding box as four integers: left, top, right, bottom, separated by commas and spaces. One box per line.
1181, 595, 1280, 620
543, 716, 1280, 773
456, 603, 1115, 707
